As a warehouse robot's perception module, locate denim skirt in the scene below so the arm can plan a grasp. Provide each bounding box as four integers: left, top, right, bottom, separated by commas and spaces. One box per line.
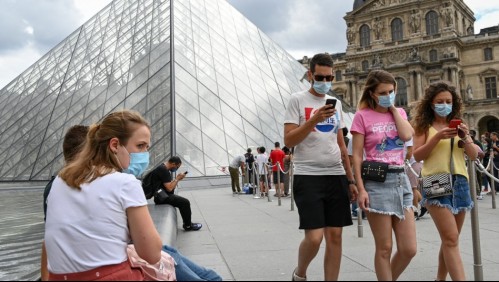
422, 174, 474, 214
364, 171, 414, 220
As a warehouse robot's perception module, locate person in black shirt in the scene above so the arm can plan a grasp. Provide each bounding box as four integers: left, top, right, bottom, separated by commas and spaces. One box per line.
245, 148, 255, 187
150, 156, 202, 231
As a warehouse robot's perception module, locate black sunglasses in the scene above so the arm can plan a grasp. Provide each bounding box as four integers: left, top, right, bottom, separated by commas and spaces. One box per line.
314, 74, 335, 82
457, 128, 467, 148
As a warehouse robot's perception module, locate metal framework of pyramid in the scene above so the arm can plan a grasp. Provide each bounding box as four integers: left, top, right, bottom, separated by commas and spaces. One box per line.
0, 0, 350, 181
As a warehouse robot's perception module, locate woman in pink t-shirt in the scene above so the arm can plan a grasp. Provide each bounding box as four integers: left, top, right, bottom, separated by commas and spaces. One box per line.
351, 70, 416, 281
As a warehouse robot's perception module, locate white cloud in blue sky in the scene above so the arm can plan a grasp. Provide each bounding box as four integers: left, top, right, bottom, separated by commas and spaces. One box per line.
0, 0, 498, 89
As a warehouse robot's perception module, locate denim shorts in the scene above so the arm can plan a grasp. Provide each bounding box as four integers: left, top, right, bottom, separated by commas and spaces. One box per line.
422, 175, 474, 214
363, 171, 414, 220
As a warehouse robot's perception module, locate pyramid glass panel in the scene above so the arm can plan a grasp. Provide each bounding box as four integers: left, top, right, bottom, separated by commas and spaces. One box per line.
0, 0, 356, 181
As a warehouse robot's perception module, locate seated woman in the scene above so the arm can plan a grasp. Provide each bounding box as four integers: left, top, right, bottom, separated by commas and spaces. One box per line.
45, 110, 162, 280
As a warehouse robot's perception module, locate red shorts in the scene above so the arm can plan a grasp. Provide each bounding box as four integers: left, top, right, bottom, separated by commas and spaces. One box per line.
49, 260, 144, 281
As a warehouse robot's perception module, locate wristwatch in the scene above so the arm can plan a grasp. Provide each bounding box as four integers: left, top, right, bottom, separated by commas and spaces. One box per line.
348, 180, 357, 185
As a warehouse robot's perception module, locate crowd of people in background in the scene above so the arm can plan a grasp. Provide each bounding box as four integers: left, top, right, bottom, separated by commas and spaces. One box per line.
39, 51, 499, 281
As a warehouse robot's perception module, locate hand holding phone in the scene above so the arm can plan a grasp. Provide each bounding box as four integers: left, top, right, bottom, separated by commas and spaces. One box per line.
325, 99, 337, 109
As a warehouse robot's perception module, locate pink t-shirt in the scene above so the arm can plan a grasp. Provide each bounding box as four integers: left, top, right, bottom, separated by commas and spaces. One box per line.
350, 108, 408, 166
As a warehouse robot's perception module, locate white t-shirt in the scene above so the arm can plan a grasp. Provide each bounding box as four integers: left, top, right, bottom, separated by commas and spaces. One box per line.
256, 153, 269, 175
284, 90, 345, 175
230, 155, 245, 169
45, 172, 147, 273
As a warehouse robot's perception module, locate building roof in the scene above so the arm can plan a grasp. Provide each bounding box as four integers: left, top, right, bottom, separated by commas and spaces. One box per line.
353, 0, 368, 10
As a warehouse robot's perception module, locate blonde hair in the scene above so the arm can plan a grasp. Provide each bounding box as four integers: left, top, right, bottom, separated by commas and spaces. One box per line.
59, 110, 150, 189
358, 70, 397, 110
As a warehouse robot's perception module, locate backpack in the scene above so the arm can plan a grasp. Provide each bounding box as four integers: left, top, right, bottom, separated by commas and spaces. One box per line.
141, 170, 157, 199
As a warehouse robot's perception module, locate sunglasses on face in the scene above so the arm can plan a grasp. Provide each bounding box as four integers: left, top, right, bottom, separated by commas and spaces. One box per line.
313, 74, 335, 82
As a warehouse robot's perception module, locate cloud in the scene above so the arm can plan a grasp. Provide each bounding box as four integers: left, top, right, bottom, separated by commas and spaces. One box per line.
0, 43, 43, 88
0, 0, 81, 54
228, 0, 350, 59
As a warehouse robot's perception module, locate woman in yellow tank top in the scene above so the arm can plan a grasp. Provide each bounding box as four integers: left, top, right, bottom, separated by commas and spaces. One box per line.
411, 81, 478, 281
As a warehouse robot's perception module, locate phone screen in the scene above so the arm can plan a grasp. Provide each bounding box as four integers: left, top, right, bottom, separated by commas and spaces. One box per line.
325, 99, 337, 109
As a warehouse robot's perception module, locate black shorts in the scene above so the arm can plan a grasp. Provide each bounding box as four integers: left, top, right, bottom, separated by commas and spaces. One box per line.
273, 171, 285, 184
293, 175, 353, 229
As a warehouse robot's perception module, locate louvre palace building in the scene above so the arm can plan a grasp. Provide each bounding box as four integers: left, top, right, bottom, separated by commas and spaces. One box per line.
300, 0, 499, 136
0, 0, 348, 181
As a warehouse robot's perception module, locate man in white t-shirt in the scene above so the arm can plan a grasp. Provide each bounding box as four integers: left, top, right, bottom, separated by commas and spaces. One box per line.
229, 155, 246, 194
255, 147, 269, 196
284, 53, 358, 281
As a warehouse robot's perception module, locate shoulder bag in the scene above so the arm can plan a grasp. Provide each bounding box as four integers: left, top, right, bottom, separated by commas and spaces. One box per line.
420, 138, 454, 199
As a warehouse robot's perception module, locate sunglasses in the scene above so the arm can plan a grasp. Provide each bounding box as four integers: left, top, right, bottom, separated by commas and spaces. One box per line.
314, 74, 335, 82
457, 128, 467, 148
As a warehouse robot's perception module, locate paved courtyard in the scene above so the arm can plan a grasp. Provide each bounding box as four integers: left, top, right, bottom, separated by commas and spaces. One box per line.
1, 183, 499, 280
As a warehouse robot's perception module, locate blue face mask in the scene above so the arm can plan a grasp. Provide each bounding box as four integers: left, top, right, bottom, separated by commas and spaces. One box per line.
378, 91, 396, 108
434, 103, 453, 117
313, 81, 332, 94
123, 147, 150, 177
170, 167, 178, 173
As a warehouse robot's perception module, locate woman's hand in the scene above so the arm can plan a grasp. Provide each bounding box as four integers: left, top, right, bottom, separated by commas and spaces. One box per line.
436, 127, 458, 140
358, 190, 370, 211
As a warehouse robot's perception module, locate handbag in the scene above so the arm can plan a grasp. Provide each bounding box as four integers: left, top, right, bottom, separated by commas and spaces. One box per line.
361, 161, 389, 182
420, 138, 454, 199
154, 188, 169, 202
127, 244, 176, 281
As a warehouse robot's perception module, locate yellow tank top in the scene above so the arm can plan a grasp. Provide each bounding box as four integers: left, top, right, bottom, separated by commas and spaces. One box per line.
421, 127, 469, 179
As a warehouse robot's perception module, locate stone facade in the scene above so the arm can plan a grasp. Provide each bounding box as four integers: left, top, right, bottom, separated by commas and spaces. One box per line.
301, 0, 499, 135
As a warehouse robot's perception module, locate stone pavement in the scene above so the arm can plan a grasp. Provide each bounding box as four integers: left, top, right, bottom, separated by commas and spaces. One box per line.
176, 187, 499, 281
1, 183, 499, 281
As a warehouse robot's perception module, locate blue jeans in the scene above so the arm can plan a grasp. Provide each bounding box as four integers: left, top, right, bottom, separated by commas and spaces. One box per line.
162, 245, 222, 281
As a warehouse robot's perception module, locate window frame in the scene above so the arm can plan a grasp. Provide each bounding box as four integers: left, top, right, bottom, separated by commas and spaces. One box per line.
426, 11, 439, 36
360, 24, 371, 47
484, 48, 493, 61
391, 18, 404, 42
485, 76, 497, 99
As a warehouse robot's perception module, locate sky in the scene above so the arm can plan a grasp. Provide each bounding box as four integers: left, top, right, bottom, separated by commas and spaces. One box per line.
0, 0, 498, 89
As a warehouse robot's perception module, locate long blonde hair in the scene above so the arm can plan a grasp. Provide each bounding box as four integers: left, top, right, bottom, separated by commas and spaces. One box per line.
59, 110, 150, 189
358, 70, 397, 110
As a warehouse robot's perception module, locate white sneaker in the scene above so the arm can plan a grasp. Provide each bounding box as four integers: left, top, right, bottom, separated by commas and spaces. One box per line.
477, 195, 484, 200
292, 269, 307, 281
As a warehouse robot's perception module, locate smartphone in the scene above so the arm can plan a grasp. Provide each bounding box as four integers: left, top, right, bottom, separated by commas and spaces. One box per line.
183, 171, 189, 175
325, 99, 337, 109
449, 119, 462, 129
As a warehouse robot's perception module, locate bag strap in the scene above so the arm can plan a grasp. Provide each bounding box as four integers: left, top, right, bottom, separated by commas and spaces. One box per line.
450, 137, 455, 175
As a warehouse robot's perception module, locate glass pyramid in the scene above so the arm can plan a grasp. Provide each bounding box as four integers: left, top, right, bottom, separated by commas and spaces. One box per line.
0, 0, 351, 181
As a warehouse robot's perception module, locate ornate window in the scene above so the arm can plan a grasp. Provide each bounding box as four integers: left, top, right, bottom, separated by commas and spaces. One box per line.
426, 11, 439, 36
485, 77, 497, 99
362, 60, 369, 72
395, 78, 408, 106
391, 18, 404, 41
360, 24, 371, 47
335, 70, 343, 82
484, 48, 493, 61
429, 49, 438, 62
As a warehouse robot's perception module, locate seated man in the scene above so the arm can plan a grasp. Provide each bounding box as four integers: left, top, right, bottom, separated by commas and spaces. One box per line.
149, 156, 202, 231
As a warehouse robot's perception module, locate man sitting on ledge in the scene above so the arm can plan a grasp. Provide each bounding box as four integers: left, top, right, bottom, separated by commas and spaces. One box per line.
149, 156, 202, 231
